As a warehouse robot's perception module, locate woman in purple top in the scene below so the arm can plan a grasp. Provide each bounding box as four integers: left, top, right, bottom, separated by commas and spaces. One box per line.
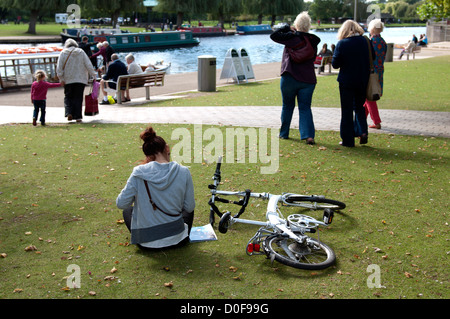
364, 19, 387, 130
270, 11, 321, 145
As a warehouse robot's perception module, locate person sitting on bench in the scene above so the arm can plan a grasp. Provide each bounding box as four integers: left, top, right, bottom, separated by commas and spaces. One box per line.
100, 53, 128, 104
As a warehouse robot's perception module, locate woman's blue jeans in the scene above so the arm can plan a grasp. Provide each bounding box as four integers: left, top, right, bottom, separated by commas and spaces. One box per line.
279, 74, 316, 140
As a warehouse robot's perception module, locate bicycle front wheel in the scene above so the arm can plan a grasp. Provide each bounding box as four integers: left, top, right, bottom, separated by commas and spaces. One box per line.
285, 195, 346, 210
263, 235, 335, 270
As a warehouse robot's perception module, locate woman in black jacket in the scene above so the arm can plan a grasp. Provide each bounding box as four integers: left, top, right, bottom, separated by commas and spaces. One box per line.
270, 12, 321, 145
332, 20, 374, 147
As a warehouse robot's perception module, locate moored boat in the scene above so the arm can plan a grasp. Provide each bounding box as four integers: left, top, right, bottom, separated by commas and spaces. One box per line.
177, 25, 226, 37
60, 27, 125, 43
236, 24, 273, 35
90, 31, 200, 52
141, 61, 171, 74
0, 52, 60, 90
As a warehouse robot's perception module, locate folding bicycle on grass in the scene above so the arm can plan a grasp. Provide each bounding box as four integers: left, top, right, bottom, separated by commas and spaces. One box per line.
208, 157, 346, 270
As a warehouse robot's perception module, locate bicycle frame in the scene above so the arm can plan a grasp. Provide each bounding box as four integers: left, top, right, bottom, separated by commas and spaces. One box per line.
212, 190, 328, 241
208, 157, 342, 269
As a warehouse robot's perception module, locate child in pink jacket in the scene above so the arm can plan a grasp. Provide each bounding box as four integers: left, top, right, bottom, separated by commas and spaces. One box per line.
31, 70, 61, 126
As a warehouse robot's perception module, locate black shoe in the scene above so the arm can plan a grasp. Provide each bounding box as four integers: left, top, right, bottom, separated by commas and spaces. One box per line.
306, 138, 315, 145
32, 118, 37, 126
360, 134, 368, 145
100, 100, 109, 105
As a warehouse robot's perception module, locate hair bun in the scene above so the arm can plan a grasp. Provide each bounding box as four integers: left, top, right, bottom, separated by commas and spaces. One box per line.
140, 127, 157, 143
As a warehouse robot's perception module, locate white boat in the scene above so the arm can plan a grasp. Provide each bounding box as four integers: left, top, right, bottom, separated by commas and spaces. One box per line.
0, 51, 60, 90
141, 61, 171, 74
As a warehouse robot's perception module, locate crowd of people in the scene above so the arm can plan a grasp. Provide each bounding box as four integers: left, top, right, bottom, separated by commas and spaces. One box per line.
271, 13, 387, 147
30, 37, 157, 125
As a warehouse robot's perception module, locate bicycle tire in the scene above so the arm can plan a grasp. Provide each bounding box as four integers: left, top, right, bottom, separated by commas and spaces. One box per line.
263, 235, 336, 270
285, 195, 346, 210
218, 211, 232, 234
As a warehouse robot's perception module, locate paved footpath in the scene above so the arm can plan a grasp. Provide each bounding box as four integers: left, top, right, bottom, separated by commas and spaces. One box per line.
1, 44, 449, 138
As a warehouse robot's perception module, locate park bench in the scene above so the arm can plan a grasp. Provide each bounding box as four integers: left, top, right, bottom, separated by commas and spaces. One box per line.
314, 56, 332, 74
108, 71, 166, 104
405, 46, 421, 60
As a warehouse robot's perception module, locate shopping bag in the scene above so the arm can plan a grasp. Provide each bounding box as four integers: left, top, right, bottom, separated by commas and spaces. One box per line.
84, 94, 99, 116
367, 72, 381, 101
91, 80, 100, 100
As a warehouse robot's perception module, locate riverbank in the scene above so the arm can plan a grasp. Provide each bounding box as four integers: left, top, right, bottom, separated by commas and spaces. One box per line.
1, 47, 449, 138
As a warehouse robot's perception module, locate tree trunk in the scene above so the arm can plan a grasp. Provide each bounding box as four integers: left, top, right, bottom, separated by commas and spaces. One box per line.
219, 14, 225, 28
177, 12, 183, 28
271, 15, 276, 26
257, 14, 263, 25
27, 9, 39, 35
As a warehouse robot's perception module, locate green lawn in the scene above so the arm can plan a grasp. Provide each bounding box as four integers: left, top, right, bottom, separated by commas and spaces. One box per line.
156, 55, 450, 112
0, 48, 448, 302
0, 22, 144, 37
0, 123, 448, 300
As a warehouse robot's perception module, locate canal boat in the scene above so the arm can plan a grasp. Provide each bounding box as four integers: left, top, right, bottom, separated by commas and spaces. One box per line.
236, 24, 273, 35
89, 30, 200, 52
0, 52, 60, 90
177, 25, 226, 37
60, 27, 126, 43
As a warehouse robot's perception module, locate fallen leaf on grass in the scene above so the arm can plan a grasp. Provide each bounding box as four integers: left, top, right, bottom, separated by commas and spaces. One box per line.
24, 245, 37, 252
89, 291, 96, 296
104, 276, 116, 281
13, 288, 23, 293
110, 267, 118, 274
164, 281, 173, 288
404, 272, 413, 278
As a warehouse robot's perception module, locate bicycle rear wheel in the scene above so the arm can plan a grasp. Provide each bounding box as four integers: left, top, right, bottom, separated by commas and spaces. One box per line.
263, 235, 335, 270
285, 195, 346, 210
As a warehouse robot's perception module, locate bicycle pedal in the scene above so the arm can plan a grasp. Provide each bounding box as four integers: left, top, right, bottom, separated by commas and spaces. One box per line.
323, 209, 334, 224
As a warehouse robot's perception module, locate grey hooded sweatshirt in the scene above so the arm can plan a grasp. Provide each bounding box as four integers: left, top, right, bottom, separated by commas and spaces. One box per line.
116, 161, 195, 248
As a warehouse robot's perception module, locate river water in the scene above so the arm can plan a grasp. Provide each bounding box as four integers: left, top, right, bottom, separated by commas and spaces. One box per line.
125, 26, 426, 74
1, 26, 426, 75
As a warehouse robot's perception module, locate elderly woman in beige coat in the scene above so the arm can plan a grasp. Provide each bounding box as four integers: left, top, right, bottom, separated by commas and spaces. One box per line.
57, 39, 97, 123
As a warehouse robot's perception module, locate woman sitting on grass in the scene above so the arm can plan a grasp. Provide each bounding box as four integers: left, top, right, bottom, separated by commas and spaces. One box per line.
116, 126, 195, 249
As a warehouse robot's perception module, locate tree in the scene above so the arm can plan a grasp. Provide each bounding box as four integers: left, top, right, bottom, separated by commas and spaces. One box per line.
82, 0, 143, 26
309, 0, 345, 21
416, 0, 450, 20
0, 0, 69, 34
243, 0, 304, 25
155, 0, 209, 27
213, 0, 243, 27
